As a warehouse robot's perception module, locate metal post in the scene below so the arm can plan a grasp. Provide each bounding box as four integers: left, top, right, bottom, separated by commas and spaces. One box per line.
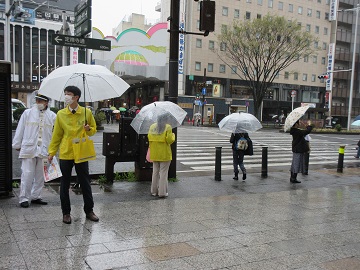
62, 11, 67, 66
215, 146, 222, 181
261, 146, 268, 178
5, 0, 11, 62
168, 0, 179, 179
201, 68, 206, 125
347, 5, 359, 131
337, 145, 345, 173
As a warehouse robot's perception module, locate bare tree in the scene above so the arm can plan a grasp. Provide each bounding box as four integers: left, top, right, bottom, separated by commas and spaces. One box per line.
216, 15, 319, 118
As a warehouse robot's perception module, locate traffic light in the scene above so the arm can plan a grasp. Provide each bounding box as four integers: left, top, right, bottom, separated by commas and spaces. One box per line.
199, 1, 216, 32
318, 74, 329, 80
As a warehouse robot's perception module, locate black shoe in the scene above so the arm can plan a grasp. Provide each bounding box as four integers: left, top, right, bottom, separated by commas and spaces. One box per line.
233, 173, 238, 180
63, 214, 71, 224
31, 199, 48, 205
86, 212, 99, 222
290, 178, 301, 183
20, 201, 29, 208
302, 172, 308, 175
242, 174, 246, 181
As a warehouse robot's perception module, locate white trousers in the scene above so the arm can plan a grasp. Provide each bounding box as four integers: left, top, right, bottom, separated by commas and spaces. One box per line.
19, 157, 45, 203
151, 161, 171, 197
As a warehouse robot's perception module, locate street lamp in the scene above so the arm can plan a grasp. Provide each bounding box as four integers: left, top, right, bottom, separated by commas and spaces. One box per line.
4, 0, 29, 61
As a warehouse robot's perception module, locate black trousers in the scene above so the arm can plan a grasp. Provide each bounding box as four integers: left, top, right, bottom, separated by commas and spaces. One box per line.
59, 159, 94, 215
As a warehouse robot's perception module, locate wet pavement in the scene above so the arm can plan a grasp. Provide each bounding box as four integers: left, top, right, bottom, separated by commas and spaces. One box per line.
1, 167, 360, 269
5, 124, 360, 269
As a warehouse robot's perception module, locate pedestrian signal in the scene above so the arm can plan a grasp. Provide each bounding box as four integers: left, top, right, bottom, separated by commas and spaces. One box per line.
318, 74, 329, 80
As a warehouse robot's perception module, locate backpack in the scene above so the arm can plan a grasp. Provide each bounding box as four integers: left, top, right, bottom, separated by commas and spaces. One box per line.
235, 137, 248, 151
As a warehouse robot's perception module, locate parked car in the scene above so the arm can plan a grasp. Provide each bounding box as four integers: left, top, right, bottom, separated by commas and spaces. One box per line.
11, 98, 26, 122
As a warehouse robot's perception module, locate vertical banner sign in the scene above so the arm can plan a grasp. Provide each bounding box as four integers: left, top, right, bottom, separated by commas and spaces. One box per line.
326, 43, 335, 91
178, 17, 185, 74
329, 0, 338, 21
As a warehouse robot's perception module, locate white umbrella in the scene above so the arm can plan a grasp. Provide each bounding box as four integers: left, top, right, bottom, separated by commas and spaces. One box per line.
112, 110, 120, 114
218, 112, 262, 133
130, 101, 187, 134
283, 105, 310, 132
351, 120, 360, 127
272, 115, 278, 119
38, 63, 130, 102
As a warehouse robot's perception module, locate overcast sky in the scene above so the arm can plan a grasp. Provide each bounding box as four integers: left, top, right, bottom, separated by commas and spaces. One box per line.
92, 0, 161, 36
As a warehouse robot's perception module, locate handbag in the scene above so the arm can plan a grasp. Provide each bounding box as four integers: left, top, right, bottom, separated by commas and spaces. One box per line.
72, 131, 96, 163
146, 147, 153, 163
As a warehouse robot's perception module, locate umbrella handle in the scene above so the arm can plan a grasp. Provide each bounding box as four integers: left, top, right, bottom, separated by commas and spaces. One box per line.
82, 74, 87, 125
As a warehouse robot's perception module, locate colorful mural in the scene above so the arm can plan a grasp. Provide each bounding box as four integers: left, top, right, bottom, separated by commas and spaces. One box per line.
92, 23, 168, 70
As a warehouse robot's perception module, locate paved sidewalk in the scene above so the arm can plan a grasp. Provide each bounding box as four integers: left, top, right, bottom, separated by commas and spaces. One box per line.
1, 168, 360, 270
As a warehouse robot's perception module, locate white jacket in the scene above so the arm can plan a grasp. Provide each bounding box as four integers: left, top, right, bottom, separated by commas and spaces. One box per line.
12, 106, 56, 159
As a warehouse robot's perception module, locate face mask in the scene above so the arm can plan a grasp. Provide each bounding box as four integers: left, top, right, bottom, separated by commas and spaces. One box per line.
64, 94, 74, 105
37, 103, 45, 110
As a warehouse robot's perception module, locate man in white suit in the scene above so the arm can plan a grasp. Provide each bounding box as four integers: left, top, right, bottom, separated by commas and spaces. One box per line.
12, 93, 56, 208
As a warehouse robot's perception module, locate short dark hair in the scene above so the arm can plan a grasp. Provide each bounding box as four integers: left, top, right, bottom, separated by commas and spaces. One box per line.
64, 86, 81, 98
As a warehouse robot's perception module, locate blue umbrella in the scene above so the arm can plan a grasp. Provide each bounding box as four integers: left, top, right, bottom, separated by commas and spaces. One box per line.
354, 115, 360, 121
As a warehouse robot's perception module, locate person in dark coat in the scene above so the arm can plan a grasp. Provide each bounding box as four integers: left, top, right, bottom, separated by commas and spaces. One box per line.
230, 132, 253, 181
289, 120, 313, 183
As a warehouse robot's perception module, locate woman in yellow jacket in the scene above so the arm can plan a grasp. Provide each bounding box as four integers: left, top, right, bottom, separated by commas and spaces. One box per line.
148, 116, 175, 198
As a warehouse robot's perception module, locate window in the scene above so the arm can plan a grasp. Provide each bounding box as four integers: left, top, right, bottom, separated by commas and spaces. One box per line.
313, 56, 317, 64
221, 24, 228, 33
208, 63, 213, 72
316, 10, 320, 18
289, 4, 293, 12
325, 12, 329, 20
304, 55, 309, 62
246, 12, 251, 20
298, 6, 303, 14
294, 72, 298, 80
315, 26, 319, 34
234, 9, 240, 18
219, 64, 226, 73
278, 2, 283, 10
326, 0, 330, 4
311, 74, 316, 82
257, 14, 261, 19
314, 41, 318, 48
196, 20, 200, 29
231, 66, 237, 74
321, 57, 326, 64
268, 0, 273, 8
317, 0, 321, 3
195, 62, 201, 71
246, 0, 251, 2
222, 7, 228, 16
322, 42, 327, 50
220, 42, 227, 51
324, 27, 328, 35
306, 24, 311, 32
257, 0, 263, 5
197, 2, 201, 11
196, 39, 202, 48
302, 73, 307, 81
307, 9, 312, 16
284, 71, 289, 79
209, 40, 215, 50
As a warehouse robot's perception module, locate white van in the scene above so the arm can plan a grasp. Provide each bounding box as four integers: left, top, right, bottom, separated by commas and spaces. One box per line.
11, 98, 27, 122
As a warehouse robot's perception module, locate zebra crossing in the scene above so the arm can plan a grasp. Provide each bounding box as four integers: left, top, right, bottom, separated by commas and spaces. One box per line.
176, 126, 359, 174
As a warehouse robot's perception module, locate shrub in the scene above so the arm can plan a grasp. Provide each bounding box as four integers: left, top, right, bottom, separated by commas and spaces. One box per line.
335, 124, 342, 132
94, 111, 106, 126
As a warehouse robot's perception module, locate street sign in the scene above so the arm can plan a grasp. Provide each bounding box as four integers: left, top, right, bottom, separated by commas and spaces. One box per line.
74, 20, 92, 37
74, 0, 92, 37
291, 90, 297, 97
202, 87, 207, 95
51, 34, 111, 51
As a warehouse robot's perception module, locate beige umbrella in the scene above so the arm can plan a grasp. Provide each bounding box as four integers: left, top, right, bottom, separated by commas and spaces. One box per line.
284, 105, 310, 132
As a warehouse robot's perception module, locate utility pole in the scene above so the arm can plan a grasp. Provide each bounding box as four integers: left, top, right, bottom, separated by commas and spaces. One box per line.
168, 0, 179, 179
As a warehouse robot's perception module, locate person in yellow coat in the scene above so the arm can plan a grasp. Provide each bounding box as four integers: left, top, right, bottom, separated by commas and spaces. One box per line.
148, 115, 175, 198
48, 86, 99, 224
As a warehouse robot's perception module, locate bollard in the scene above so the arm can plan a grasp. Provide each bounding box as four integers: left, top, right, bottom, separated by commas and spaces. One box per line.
215, 146, 222, 181
337, 145, 345, 173
261, 146, 268, 178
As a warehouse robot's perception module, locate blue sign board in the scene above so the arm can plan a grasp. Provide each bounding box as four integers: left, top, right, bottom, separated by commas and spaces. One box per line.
202, 87, 207, 95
